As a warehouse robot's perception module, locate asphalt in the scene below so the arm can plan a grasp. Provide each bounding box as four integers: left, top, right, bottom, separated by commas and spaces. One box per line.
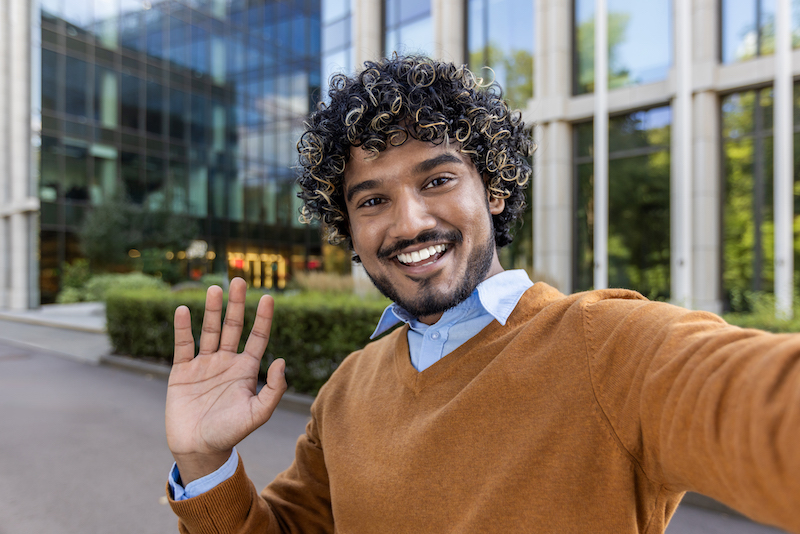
0, 303, 790, 534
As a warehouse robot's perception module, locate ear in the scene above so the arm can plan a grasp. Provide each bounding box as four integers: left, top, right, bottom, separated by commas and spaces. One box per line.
488, 193, 505, 215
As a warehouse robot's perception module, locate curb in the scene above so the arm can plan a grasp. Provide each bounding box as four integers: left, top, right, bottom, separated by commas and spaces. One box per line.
0, 312, 106, 334
99, 354, 316, 414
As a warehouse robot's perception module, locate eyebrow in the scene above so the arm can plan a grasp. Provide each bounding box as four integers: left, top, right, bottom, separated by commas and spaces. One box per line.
345, 153, 464, 203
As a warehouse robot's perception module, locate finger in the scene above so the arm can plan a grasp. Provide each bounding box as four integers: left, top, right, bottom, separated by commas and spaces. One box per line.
173, 305, 195, 365
243, 295, 274, 362
198, 285, 223, 355
219, 277, 247, 352
253, 358, 287, 422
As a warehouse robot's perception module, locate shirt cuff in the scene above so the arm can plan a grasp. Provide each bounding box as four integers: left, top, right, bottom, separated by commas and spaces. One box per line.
168, 447, 239, 500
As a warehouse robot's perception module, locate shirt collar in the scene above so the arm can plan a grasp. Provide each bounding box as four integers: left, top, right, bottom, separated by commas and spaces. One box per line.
370, 269, 534, 339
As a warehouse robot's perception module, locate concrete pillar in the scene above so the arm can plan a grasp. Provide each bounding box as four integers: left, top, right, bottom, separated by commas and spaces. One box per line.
692, 91, 722, 314
672, 0, 693, 307
534, 121, 572, 292
3, 0, 37, 309
593, 0, 608, 290
532, 0, 573, 292
0, 0, 9, 308
774, 0, 794, 317
432, 0, 465, 64
352, 0, 382, 67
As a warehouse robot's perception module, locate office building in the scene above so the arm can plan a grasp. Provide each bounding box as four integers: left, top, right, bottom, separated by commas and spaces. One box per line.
323, 0, 800, 314
1, 0, 323, 307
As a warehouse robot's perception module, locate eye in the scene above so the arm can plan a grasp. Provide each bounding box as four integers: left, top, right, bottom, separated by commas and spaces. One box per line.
424, 176, 451, 189
358, 197, 384, 208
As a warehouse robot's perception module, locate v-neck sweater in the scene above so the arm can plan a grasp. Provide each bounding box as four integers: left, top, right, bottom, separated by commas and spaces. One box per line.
169, 283, 800, 533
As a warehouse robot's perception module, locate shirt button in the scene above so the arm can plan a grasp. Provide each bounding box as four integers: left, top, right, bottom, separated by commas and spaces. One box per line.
430, 331, 440, 340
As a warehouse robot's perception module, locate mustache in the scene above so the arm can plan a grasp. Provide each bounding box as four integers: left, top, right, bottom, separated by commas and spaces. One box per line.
376, 230, 463, 260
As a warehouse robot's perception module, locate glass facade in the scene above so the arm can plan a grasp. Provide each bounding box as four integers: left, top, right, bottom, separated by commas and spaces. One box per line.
573, 0, 672, 95
321, 0, 353, 101
384, 0, 434, 57
573, 106, 672, 298
720, 0, 800, 63
466, 0, 534, 275
720, 84, 800, 310
467, 0, 534, 110
38, 0, 323, 302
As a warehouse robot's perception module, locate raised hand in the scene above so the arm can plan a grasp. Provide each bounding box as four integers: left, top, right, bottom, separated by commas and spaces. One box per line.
165, 277, 287, 484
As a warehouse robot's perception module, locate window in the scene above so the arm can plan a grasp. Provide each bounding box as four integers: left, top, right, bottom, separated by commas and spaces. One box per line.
720, 0, 800, 63
574, 106, 672, 298
384, 0, 434, 57
468, 0, 534, 110
573, 0, 672, 95
720, 88, 781, 308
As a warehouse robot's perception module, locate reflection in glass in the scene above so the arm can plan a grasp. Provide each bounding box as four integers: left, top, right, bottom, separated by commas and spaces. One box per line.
384, 0, 433, 57
63, 141, 90, 201
719, 0, 800, 63
468, 0, 534, 110
721, 88, 778, 309
95, 67, 119, 128
120, 73, 140, 130
42, 50, 58, 112
573, 0, 672, 94
40, 136, 60, 201
146, 81, 164, 135
65, 56, 88, 118
91, 154, 118, 205
122, 151, 144, 203
574, 106, 672, 299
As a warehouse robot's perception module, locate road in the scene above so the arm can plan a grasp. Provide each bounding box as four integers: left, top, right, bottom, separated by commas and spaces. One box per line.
0, 338, 789, 534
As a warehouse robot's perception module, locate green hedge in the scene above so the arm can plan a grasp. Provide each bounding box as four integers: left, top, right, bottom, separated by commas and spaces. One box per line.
105, 289, 391, 395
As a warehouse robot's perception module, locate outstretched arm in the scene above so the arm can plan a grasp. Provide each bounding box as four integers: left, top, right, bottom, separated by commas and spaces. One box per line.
165, 277, 288, 485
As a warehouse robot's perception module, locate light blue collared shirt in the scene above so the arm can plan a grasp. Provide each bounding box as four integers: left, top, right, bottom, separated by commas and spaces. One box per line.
168, 269, 534, 500
371, 269, 533, 371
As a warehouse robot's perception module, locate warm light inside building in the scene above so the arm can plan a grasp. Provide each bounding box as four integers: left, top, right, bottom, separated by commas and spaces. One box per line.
227, 251, 288, 289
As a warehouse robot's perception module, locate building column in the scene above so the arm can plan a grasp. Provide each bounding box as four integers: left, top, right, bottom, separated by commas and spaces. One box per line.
671, 0, 693, 307
531, 0, 573, 292
774, 0, 794, 317
352, 0, 382, 67
0, 0, 9, 308
593, 0, 608, 290
534, 121, 572, 291
432, 0, 465, 63
692, 91, 722, 314
4, 0, 38, 309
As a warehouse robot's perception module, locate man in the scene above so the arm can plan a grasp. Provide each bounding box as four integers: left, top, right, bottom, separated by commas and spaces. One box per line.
165, 56, 800, 533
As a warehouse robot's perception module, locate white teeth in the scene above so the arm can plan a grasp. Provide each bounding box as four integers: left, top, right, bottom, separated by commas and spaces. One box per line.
396, 244, 447, 265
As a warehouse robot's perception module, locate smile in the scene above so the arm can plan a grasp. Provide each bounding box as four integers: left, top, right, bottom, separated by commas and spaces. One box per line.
396, 244, 448, 265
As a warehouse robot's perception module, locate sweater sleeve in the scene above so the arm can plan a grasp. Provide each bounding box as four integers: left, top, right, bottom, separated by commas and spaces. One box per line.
168, 415, 334, 534
582, 294, 800, 533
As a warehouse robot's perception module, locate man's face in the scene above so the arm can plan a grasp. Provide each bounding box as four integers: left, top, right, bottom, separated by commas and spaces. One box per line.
344, 138, 505, 324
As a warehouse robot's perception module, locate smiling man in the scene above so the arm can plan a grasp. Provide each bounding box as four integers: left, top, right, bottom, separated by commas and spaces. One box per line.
165, 56, 800, 534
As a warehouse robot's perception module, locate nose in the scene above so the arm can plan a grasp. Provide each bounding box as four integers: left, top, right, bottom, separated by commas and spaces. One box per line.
389, 192, 437, 241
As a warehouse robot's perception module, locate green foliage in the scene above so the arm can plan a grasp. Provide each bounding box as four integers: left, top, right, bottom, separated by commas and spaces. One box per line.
105, 289, 392, 395
57, 272, 168, 303
79, 196, 198, 271
723, 291, 800, 333
61, 259, 92, 290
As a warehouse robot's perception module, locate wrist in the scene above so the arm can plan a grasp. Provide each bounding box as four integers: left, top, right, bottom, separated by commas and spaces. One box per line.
173, 449, 233, 486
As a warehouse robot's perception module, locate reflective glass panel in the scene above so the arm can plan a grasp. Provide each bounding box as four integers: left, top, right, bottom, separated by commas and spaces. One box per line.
94, 67, 119, 128
146, 81, 164, 135
468, 0, 534, 109
65, 56, 88, 118
721, 88, 776, 309
573, 0, 672, 94
42, 50, 58, 112
120, 73, 140, 130
573, 106, 672, 298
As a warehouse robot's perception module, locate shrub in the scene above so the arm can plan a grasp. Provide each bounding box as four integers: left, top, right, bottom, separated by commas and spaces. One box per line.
105, 289, 392, 395
722, 291, 800, 333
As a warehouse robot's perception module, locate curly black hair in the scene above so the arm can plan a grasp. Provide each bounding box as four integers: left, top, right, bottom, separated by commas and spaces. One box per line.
297, 55, 534, 251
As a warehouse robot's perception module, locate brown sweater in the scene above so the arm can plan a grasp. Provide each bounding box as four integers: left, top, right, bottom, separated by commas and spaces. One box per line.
169, 283, 800, 533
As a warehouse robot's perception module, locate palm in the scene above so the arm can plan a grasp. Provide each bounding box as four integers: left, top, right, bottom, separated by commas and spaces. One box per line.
165, 278, 287, 480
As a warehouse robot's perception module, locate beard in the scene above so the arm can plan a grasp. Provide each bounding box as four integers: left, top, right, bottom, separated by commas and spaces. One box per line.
362, 227, 497, 321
